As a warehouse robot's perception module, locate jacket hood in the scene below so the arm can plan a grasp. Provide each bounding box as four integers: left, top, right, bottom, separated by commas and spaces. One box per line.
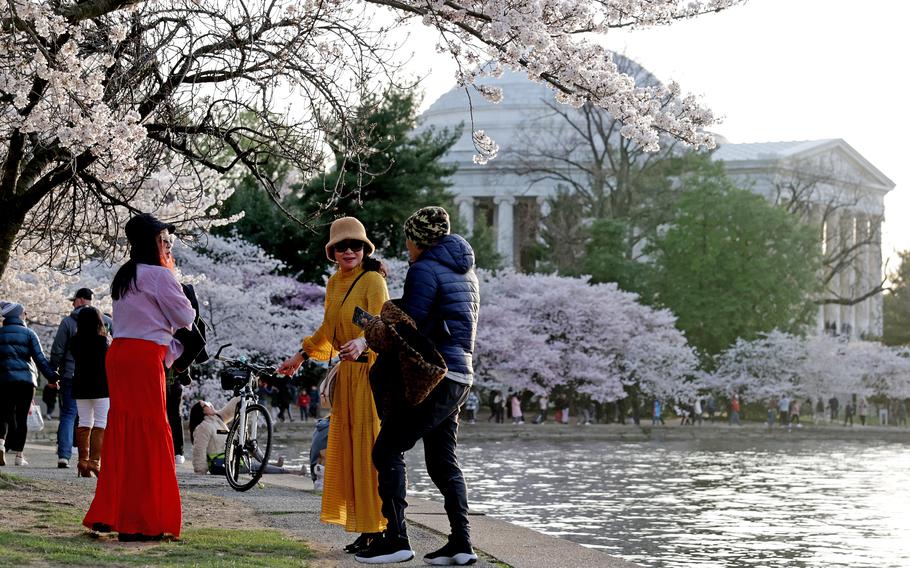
420, 234, 475, 274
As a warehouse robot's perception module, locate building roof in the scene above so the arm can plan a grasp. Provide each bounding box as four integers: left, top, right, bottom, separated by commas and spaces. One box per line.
713, 140, 838, 162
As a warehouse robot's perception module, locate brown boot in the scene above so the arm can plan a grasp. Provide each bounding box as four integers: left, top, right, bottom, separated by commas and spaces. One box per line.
88, 427, 105, 477
76, 427, 93, 478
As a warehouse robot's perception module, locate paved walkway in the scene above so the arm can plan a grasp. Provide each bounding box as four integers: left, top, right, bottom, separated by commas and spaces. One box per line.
9, 436, 637, 568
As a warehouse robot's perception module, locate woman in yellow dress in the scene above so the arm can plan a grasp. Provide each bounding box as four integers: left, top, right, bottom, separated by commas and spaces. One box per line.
278, 217, 388, 553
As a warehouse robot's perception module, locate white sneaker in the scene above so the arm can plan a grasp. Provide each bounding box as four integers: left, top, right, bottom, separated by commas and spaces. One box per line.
175, 454, 185, 465
0, 444, 5, 467
15, 455, 28, 466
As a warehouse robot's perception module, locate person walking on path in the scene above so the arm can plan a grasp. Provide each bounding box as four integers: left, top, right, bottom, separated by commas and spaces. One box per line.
511, 393, 524, 424
844, 401, 854, 426
829, 396, 840, 422
82, 213, 196, 541
692, 399, 703, 426
277, 217, 389, 555
488, 391, 504, 423
858, 397, 867, 426
464, 391, 479, 424
70, 307, 111, 478
358, 206, 480, 566
778, 395, 790, 428
767, 397, 778, 430
815, 398, 825, 424
297, 390, 311, 422
533, 395, 549, 424
50, 287, 111, 469
652, 399, 665, 426
730, 395, 742, 426
166, 282, 206, 466
788, 399, 802, 429
0, 302, 60, 466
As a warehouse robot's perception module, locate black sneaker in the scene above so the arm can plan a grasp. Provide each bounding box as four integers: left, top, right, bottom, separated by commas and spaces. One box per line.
344, 532, 380, 554
354, 535, 415, 564
423, 539, 478, 566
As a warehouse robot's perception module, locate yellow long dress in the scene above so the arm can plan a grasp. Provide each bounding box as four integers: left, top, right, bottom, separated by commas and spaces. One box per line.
302, 265, 388, 533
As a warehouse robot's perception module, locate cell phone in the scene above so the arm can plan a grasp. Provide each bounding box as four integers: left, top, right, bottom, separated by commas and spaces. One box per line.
352, 306, 375, 328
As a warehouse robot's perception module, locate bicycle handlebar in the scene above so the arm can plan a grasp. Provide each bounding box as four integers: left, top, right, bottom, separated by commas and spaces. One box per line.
212, 343, 275, 377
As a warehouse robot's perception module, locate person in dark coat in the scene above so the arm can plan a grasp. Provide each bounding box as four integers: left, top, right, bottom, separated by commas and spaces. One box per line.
50, 287, 112, 469
357, 206, 479, 566
0, 302, 59, 466
70, 307, 111, 477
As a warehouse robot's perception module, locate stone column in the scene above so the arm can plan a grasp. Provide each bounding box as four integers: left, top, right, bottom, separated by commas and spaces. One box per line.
536, 195, 552, 218
823, 210, 841, 333
838, 214, 856, 337
494, 195, 516, 268
808, 205, 826, 335
854, 214, 870, 336
869, 217, 884, 335
454, 195, 475, 236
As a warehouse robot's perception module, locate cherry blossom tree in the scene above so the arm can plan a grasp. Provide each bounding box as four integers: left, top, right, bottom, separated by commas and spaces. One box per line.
475, 270, 699, 402
1, 0, 740, 278
709, 330, 910, 401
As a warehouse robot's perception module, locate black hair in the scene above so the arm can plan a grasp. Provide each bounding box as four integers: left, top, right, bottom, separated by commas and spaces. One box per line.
111, 233, 163, 300
188, 401, 205, 444
75, 306, 106, 339
361, 256, 387, 278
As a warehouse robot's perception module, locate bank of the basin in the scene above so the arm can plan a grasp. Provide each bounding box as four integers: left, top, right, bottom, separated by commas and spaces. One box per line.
3, 438, 638, 568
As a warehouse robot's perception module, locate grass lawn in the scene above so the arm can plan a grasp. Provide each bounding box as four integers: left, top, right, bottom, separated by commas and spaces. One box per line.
0, 472, 313, 567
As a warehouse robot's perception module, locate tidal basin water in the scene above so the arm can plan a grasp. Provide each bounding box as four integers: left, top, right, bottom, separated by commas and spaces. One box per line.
278, 432, 910, 567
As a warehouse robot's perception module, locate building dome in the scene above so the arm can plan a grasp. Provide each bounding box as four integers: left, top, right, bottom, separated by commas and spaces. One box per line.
419, 54, 662, 163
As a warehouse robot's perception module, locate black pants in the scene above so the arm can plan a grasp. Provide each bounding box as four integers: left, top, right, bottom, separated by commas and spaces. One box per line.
372, 379, 471, 544
0, 382, 36, 452
166, 381, 184, 456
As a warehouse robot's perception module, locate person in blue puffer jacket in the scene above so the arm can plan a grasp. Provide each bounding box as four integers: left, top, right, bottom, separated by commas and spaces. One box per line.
359, 206, 480, 566
0, 302, 60, 466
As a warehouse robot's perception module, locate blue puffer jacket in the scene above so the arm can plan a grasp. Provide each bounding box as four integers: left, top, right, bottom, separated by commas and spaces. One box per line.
401, 234, 480, 382
0, 317, 59, 387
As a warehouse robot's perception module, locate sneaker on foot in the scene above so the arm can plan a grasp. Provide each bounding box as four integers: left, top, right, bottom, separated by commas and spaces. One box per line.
175, 454, 185, 465
424, 539, 478, 566
354, 536, 415, 564
0, 444, 5, 467
15, 455, 28, 466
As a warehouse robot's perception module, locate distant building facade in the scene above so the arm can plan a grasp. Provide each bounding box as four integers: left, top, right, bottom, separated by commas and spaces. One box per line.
418, 69, 894, 338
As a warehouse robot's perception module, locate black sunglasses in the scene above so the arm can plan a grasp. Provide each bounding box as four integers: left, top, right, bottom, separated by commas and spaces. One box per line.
333, 240, 365, 253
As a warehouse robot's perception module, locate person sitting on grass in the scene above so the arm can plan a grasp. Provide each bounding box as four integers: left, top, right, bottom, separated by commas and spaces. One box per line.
188, 399, 292, 475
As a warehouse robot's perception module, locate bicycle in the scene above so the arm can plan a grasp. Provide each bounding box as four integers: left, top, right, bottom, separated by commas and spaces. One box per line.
213, 344, 276, 491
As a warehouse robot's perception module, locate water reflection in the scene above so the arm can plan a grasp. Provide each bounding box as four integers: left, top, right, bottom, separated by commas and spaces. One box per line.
275, 435, 910, 568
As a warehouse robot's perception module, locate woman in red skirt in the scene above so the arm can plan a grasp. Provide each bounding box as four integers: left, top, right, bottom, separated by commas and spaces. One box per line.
83, 213, 195, 541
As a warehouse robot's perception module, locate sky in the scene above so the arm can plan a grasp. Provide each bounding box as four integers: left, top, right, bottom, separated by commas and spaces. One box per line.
396, 0, 909, 272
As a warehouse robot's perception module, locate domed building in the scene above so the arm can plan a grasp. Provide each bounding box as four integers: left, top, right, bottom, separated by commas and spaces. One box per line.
417, 61, 895, 338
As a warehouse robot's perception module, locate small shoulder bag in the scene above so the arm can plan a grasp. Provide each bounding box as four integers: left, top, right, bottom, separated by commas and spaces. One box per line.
319, 270, 368, 407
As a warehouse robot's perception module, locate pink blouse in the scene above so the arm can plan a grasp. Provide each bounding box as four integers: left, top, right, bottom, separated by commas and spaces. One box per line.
112, 264, 195, 347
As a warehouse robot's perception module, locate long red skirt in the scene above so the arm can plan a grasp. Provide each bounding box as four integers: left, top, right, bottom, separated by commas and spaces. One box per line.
83, 338, 181, 537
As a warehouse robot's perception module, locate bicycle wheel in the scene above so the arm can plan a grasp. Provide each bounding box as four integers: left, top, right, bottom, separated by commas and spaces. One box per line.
224, 403, 273, 491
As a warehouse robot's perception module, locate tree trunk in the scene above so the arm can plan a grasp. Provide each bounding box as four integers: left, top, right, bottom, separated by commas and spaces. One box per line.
0, 207, 26, 280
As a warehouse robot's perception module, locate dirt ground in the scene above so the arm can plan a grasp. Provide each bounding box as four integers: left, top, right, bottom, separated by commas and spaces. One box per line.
1, 472, 265, 539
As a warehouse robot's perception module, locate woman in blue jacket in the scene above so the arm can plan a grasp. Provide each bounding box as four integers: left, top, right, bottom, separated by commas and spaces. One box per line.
0, 303, 59, 466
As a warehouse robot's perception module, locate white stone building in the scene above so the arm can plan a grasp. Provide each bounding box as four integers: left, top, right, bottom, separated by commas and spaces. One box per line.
418, 69, 895, 338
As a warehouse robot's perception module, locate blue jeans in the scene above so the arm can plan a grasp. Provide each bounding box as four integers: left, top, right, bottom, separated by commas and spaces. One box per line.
57, 378, 77, 460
